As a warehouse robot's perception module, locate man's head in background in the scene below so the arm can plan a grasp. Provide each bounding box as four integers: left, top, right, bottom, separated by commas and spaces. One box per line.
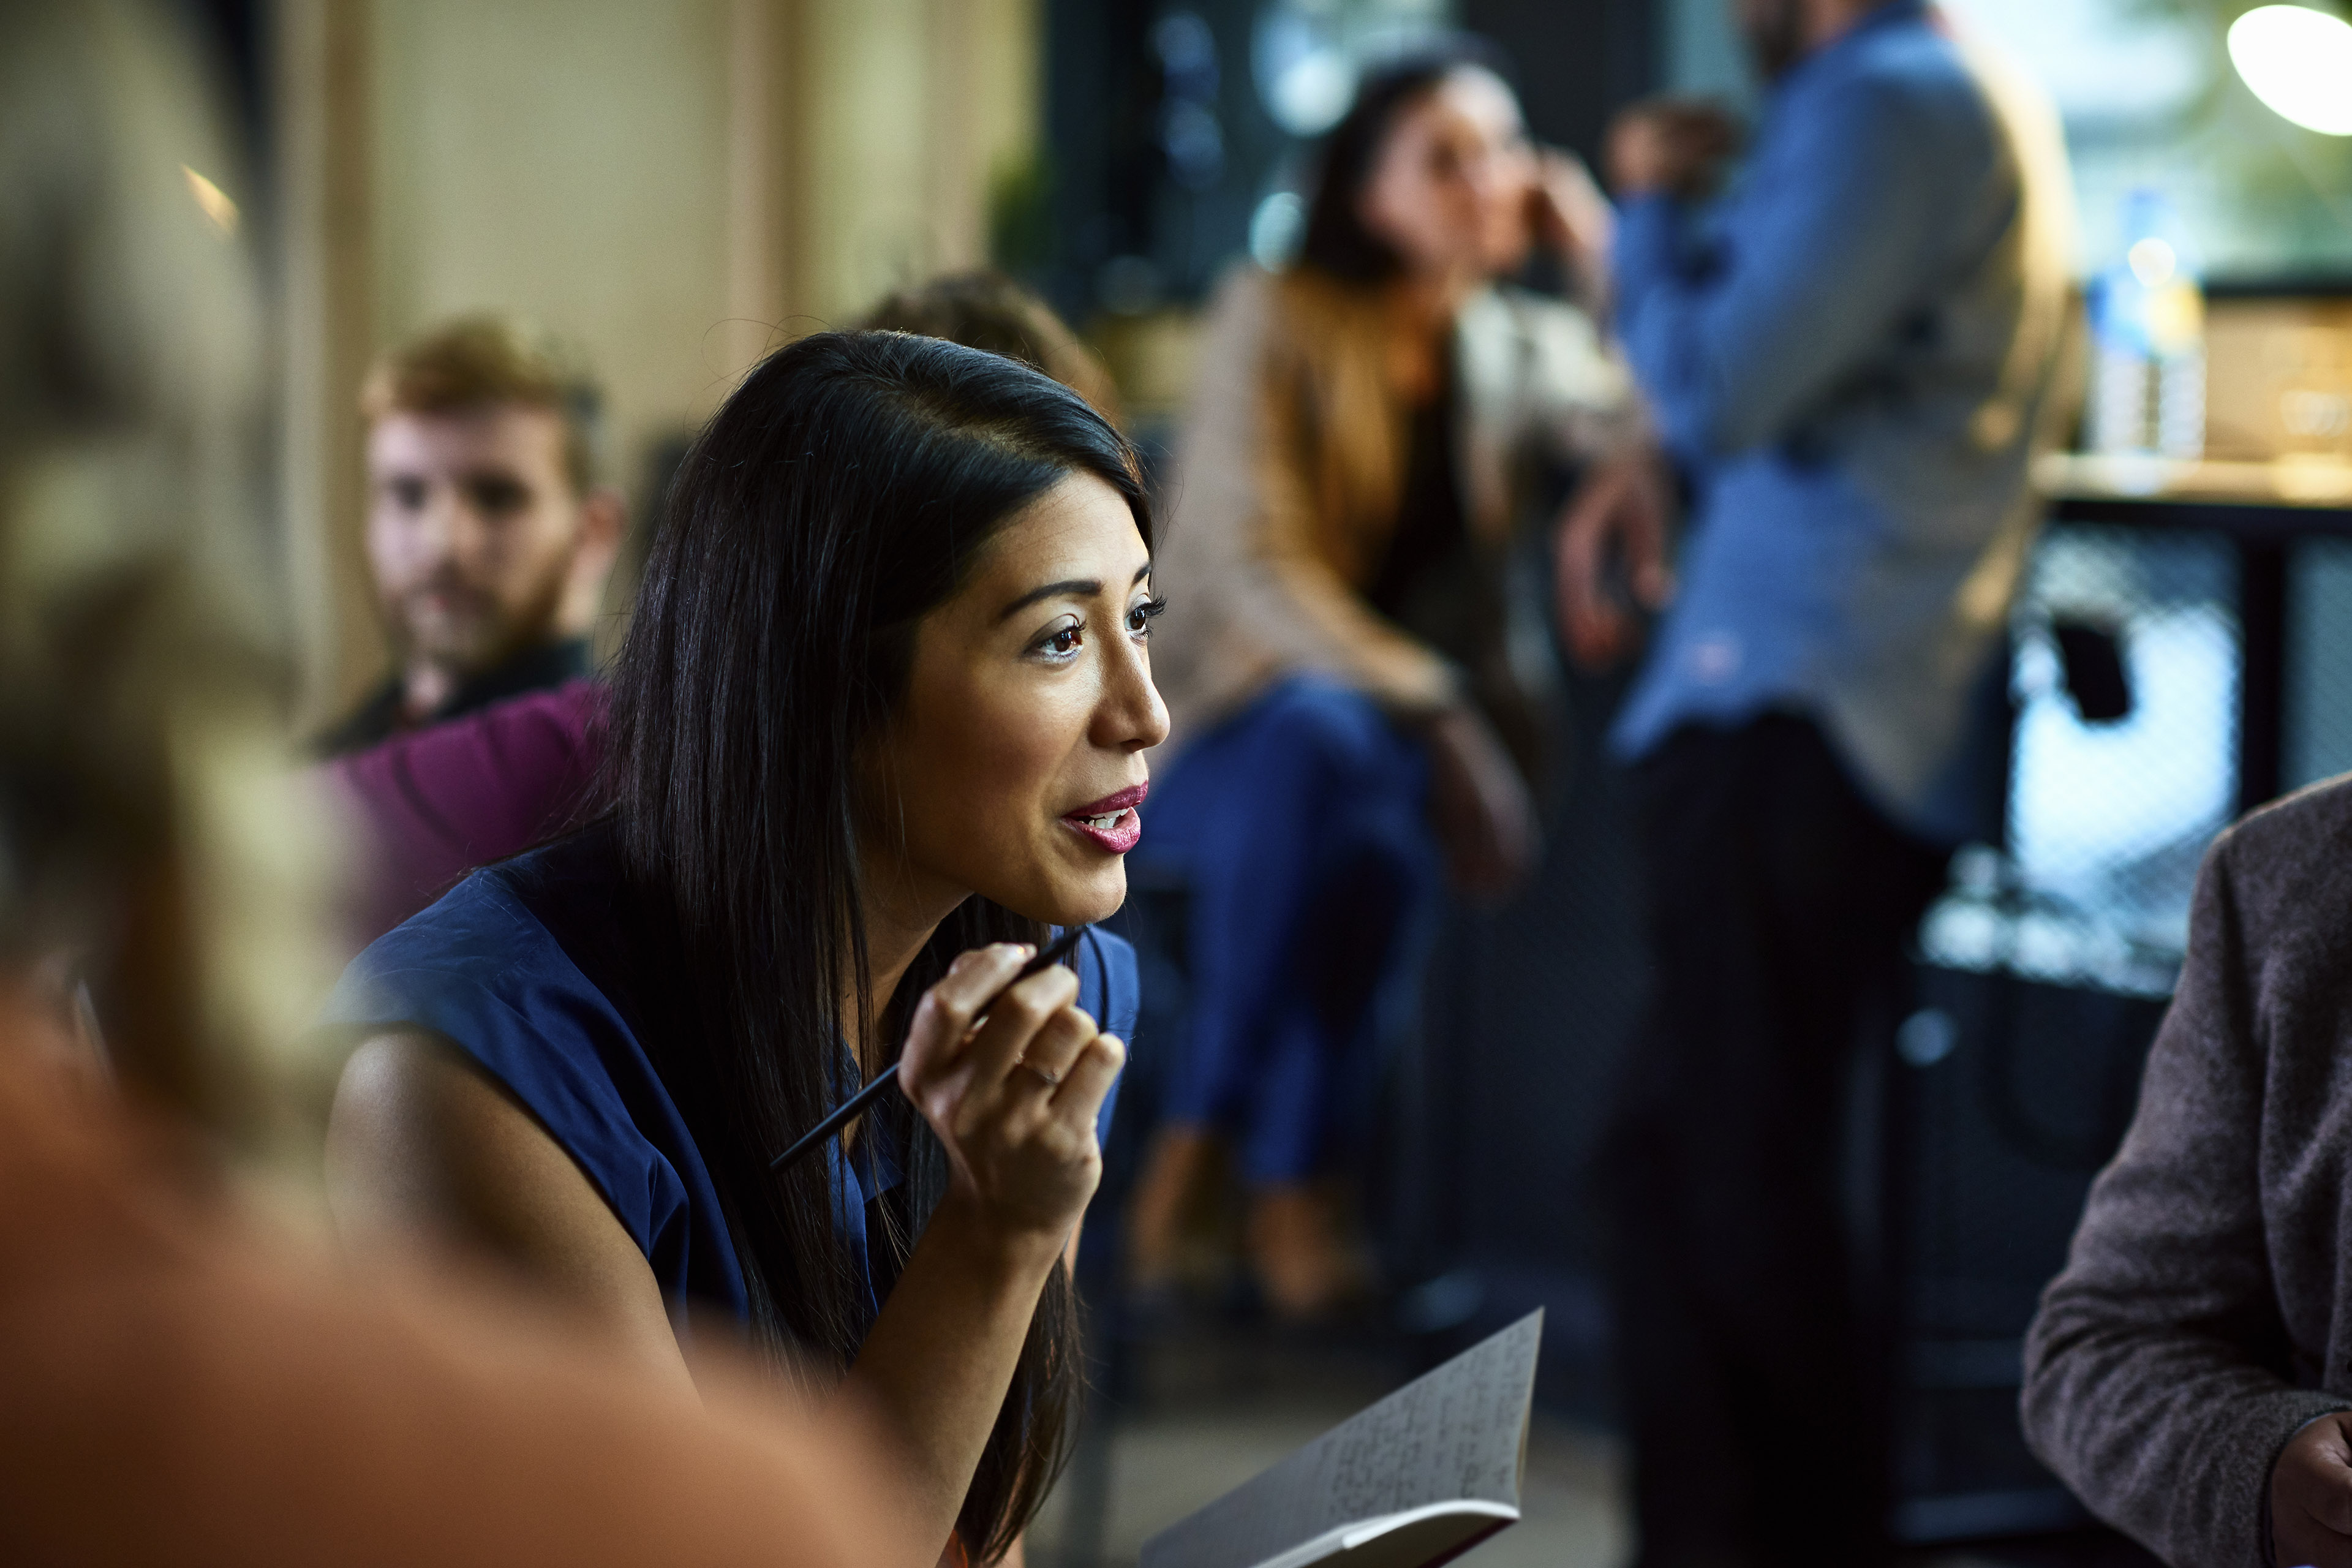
361, 318, 623, 723
859, 271, 1123, 424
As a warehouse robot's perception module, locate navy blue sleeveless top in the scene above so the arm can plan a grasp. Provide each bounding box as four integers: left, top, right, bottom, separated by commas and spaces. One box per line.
322, 829, 1137, 1333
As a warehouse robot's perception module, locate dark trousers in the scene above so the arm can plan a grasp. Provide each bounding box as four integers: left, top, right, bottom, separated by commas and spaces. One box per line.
1604, 715, 1951, 1568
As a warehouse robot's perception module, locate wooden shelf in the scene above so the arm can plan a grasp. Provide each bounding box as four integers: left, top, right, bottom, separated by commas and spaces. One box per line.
2035, 451, 2352, 508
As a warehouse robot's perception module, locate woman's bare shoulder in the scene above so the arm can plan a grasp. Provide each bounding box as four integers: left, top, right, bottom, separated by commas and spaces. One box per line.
327, 1031, 691, 1384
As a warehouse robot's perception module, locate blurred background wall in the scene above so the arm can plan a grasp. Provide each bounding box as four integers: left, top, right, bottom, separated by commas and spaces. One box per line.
266, 0, 1043, 725
166, 0, 2350, 774
248, 0, 1703, 723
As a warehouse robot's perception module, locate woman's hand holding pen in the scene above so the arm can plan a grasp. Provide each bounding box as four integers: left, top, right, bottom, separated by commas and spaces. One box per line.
897, 943, 1125, 1254
850, 944, 1124, 1562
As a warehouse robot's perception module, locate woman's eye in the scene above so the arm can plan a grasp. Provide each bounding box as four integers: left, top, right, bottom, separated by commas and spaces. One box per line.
1127, 595, 1168, 638
1031, 617, 1085, 660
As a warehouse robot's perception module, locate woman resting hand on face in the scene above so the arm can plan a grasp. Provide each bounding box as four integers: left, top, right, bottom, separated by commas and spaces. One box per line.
1133, 43, 1656, 1319
322, 333, 1169, 1567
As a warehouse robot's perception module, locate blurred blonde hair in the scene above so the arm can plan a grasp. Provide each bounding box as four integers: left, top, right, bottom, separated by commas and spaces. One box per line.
0, 0, 338, 1161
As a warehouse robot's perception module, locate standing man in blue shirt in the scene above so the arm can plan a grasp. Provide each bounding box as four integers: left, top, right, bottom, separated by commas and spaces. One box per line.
1556, 0, 2073, 1561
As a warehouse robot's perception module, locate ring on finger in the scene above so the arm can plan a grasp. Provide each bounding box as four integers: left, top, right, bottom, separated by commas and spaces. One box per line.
1015, 1059, 1062, 1088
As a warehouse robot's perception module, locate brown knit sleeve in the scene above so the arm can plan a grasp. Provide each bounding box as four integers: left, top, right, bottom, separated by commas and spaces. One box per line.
2022, 819, 2351, 1568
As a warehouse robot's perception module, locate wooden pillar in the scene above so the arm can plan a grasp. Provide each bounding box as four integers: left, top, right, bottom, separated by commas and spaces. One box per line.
925, 0, 1041, 276
275, 0, 383, 730
726, 0, 808, 377
730, 0, 1039, 349
924, 0, 984, 274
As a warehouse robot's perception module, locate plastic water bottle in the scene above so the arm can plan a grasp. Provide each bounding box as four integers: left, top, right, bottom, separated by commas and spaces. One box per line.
2086, 189, 2206, 458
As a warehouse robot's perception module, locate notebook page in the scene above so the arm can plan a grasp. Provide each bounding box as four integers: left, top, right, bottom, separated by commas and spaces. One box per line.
1139, 1310, 1543, 1568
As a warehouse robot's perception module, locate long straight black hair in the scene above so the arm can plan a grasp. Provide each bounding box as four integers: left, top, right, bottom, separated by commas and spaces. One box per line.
605, 330, 1150, 1561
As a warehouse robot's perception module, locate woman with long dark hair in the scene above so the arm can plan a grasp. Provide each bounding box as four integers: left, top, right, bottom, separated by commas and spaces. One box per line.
323, 330, 1167, 1565
1132, 43, 1660, 1317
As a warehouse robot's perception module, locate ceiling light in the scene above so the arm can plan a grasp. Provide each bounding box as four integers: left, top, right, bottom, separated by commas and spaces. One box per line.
2228, 5, 2352, 136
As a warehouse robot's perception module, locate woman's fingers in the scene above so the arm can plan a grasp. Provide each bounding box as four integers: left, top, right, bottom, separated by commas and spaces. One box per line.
1537, 148, 1615, 262
902, 944, 1031, 1079
897, 944, 1124, 1242
1047, 1032, 1125, 1132
1009, 1001, 1098, 1091
963, 963, 1082, 1088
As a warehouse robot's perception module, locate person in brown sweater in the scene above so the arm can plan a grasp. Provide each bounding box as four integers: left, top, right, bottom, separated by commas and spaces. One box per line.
2023, 774, 2352, 1568
0, 986, 911, 1568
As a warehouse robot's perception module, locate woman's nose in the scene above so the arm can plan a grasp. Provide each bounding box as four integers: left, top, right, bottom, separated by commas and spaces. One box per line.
1097, 637, 1170, 752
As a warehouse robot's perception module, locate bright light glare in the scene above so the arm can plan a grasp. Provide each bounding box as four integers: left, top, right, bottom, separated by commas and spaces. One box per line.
2126, 238, 2176, 287
2228, 5, 2352, 136
181, 165, 238, 235
1268, 51, 1354, 136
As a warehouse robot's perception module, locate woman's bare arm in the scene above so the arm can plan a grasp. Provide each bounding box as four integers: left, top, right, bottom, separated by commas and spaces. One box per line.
329, 940, 1120, 1568
838, 946, 1123, 1565
326, 1031, 696, 1395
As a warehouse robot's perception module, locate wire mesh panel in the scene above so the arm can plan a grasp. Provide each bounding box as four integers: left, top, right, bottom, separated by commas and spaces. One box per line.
2288, 535, 2352, 790
1894, 521, 2241, 1540
1920, 522, 2241, 997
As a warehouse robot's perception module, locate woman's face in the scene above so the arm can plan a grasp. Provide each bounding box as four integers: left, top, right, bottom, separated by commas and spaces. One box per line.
1357, 67, 1538, 285
864, 472, 1169, 932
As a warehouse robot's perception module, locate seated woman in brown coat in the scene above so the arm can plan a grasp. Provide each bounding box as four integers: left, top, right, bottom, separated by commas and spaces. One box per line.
1129, 44, 1657, 1316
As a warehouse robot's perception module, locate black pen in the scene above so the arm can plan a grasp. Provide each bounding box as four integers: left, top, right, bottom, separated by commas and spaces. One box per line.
767, 925, 1090, 1174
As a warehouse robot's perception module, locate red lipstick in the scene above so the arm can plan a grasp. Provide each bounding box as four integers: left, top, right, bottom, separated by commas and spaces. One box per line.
1061, 782, 1148, 854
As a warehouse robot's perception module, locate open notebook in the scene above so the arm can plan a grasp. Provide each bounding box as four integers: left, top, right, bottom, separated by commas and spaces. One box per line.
1139, 1311, 1544, 1568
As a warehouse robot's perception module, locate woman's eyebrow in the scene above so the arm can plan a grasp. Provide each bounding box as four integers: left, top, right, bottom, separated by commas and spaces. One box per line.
996, 578, 1099, 622
994, 563, 1153, 622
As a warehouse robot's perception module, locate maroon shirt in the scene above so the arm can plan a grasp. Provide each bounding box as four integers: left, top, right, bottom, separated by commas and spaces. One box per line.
323, 678, 603, 946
